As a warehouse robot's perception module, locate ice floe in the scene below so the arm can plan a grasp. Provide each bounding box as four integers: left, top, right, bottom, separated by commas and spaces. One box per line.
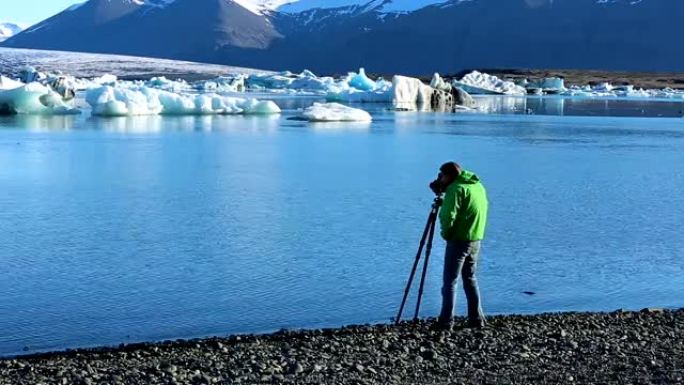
392, 75, 435, 106
453, 71, 527, 96
518, 77, 566, 94
86, 86, 281, 116
299, 103, 372, 122
430, 73, 452, 92
4, 63, 684, 118
348, 68, 377, 92
0, 75, 24, 90
0, 82, 80, 115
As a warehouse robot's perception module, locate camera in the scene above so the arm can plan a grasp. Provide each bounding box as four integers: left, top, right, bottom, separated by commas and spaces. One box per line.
429, 177, 445, 195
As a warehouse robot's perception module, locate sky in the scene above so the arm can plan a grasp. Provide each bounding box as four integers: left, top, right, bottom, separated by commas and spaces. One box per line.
0, 0, 78, 26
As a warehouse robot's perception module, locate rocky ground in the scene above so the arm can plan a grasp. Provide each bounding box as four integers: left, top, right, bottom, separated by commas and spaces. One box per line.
1, 310, 682, 385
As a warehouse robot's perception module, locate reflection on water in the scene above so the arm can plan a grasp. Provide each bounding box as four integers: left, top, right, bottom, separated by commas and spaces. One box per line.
474, 95, 684, 118
87, 114, 283, 134
0, 114, 80, 131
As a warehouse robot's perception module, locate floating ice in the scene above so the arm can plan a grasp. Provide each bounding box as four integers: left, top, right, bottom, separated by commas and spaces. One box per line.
326, 71, 392, 102
0, 75, 23, 90
246, 70, 336, 93
240, 99, 282, 114
86, 86, 281, 116
146, 77, 191, 92
199, 75, 246, 93
592, 82, 614, 92
392, 75, 434, 106
299, 102, 372, 122
453, 71, 527, 96
349, 68, 377, 91
0, 82, 80, 115
525, 77, 566, 93
430, 73, 452, 92
92, 74, 118, 85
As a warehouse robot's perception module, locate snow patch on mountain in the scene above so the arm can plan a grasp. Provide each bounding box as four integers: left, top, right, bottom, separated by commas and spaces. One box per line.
0, 23, 26, 42
277, 0, 449, 13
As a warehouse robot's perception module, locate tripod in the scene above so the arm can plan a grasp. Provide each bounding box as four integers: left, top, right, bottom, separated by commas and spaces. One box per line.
395, 196, 442, 325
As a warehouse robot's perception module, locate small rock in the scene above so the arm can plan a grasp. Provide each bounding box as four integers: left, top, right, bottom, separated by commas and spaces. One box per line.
641, 308, 665, 314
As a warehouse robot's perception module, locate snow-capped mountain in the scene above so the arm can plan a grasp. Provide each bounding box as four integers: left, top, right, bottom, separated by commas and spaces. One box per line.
276, 0, 450, 14
3, 0, 682, 74
0, 23, 25, 42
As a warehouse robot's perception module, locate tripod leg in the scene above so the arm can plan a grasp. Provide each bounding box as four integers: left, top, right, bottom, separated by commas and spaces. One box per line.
395, 209, 436, 325
414, 207, 438, 321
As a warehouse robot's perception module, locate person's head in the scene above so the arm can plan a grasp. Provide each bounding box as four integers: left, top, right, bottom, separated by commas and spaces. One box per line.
439, 161, 462, 186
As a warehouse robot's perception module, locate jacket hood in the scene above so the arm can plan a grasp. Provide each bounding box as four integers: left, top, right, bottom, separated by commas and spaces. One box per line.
455, 170, 480, 184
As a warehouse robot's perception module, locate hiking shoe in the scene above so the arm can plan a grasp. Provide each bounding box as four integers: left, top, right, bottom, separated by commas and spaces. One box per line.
431, 319, 453, 332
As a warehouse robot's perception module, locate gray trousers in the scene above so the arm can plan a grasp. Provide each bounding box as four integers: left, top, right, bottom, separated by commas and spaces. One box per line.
438, 240, 485, 323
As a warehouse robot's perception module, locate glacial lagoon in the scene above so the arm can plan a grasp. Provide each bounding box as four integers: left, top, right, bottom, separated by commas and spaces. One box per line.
1, 95, 683, 356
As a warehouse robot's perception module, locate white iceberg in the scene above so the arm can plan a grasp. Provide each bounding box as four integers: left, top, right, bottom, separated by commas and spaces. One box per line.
146, 76, 192, 92
0, 82, 80, 115
430, 73, 452, 92
453, 71, 527, 96
392, 75, 434, 106
525, 77, 566, 93
86, 86, 281, 116
299, 102, 372, 122
199, 75, 246, 93
0, 75, 24, 90
246, 70, 337, 93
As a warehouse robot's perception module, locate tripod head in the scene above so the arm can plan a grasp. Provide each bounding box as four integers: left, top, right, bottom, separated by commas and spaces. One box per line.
432, 196, 443, 209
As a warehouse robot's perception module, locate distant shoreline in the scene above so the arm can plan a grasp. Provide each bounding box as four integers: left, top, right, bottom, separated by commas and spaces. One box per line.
3, 47, 684, 90
1, 309, 682, 384
451, 69, 684, 90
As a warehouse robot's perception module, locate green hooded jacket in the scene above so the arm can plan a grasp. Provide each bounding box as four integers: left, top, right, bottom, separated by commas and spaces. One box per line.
439, 170, 488, 241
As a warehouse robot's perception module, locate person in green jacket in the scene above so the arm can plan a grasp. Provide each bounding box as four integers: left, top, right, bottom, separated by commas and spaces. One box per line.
435, 161, 488, 330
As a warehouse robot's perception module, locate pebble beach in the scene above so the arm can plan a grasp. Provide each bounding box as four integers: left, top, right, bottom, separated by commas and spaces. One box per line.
1, 309, 682, 385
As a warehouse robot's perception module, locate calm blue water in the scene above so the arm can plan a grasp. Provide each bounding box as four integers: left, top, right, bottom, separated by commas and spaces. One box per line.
1, 96, 683, 357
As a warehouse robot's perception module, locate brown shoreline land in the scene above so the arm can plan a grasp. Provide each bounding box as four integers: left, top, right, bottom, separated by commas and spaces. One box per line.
450, 69, 684, 90
1, 310, 682, 385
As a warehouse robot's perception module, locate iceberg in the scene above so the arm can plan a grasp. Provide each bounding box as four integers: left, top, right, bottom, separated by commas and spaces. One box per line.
392, 75, 434, 106
430, 73, 452, 92
239, 99, 281, 114
453, 71, 527, 96
85, 86, 281, 116
299, 103, 372, 122
199, 75, 246, 93
326, 72, 392, 103
0, 82, 80, 115
348, 68, 377, 91
246, 70, 336, 93
18, 66, 45, 84
525, 77, 566, 94
0, 75, 24, 90
146, 76, 191, 92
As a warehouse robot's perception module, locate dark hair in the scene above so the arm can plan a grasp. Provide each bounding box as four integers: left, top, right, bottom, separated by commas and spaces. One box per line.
439, 162, 462, 177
